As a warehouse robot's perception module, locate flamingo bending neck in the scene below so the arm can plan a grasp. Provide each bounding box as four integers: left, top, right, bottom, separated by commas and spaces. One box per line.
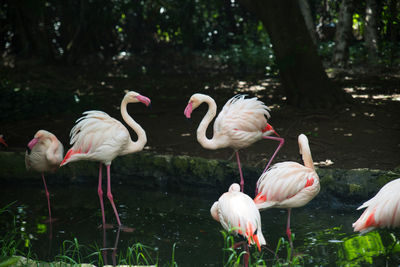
120, 95, 147, 155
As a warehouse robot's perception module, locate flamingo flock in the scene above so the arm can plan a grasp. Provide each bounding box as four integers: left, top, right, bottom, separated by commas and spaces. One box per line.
9, 90, 398, 264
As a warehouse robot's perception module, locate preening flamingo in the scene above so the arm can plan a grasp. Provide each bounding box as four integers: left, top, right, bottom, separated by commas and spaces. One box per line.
211, 183, 266, 254
184, 94, 284, 192
60, 91, 150, 227
0, 134, 7, 147
254, 134, 320, 247
353, 178, 400, 233
25, 130, 64, 222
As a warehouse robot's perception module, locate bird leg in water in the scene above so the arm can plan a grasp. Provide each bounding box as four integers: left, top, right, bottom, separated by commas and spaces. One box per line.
98, 163, 106, 228
286, 208, 294, 260
235, 151, 245, 192
262, 136, 285, 173
106, 165, 122, 226
41, 173, 52, 223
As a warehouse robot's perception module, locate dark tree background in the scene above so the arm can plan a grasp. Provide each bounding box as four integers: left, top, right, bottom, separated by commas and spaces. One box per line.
0, 0, 399, 108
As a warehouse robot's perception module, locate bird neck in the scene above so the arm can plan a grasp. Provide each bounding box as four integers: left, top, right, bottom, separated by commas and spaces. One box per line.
120, 98, 147, 154
300, 139, 314, 170
196, 95, 219, 150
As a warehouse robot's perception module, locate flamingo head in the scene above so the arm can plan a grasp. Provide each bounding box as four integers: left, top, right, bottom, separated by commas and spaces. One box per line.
184, 93, 206, 118
210, 201, 220, 222
262, 123, 280, 137
27, 130, 52, 153
0, 135, 7, 147
228, 183, 240, 192
125, 91, 151, 107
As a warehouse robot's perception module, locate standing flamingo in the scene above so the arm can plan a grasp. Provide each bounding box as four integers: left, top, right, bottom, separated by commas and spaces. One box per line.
211, 183, 266, 266
184, 94, 284, 192
60, 91, 150, 228
254, 134, 320, 248
353, 178, 400, 233
0, 134, 7, 147
25, 130, 64, 222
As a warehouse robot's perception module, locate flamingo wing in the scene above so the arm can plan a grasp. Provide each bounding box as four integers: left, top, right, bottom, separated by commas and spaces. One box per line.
218, 191, 266, 249
353, 178, 400, 233
62, 111, 130, 164
214, 95, 270, 140
255, 162, 318, 208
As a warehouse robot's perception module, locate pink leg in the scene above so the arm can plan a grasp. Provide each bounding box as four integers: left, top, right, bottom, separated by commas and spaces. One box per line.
235, 151, 245, 192
106, 164, 122, 226
243, 242, 249, 267
262, 136, 285, 173
286, 208, 293, 250
41, 173, 52, 222
98, 163, 106, 228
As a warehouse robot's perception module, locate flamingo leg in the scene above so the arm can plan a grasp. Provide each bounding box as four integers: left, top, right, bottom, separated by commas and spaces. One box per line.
41, 173, 52, 222
286, 208, 294, 252
98, 163, 106, 228
243, 242, 249, 267
235, 151, 245, 192
106, 164, 122, 226
262, 136, 285, 173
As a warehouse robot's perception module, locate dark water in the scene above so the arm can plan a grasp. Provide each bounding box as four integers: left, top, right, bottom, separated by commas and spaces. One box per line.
1, 181, 400, 266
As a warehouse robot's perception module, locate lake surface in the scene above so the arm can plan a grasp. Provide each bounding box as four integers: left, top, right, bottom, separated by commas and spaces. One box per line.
1, 181, 400, 266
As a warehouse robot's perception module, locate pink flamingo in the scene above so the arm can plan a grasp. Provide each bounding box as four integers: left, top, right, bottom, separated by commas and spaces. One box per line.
254, 134, 320, 248
353, 178, 400, 233
184, 94, 284, 192
211, 183, 266, 266
0, 134, 7, 147
60, 91, 150, 228
25, 130, 64, 222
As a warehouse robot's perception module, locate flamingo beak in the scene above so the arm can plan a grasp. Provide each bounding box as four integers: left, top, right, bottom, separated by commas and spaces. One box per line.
27, 137, 39, 153
137, 95, 151, 107
0, 136, 7, 147
184, 102, 193, 119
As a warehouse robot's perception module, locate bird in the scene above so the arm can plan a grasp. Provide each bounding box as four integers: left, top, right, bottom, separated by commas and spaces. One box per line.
184, 93, 284, 192
0, 134, 7, 147
211, 183, 266, 254
60, 91, 150, 228
25, 130, 64, 222
254, 134, 320, 248
353, 178, 400, 234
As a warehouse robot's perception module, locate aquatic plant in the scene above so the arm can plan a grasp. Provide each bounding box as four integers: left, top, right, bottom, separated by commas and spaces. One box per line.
220, 228, 305, 267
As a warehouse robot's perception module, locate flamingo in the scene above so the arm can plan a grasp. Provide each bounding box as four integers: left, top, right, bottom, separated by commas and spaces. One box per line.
184, 94, 284, 192
25, 130, 64, 222
211, 183, 266, 266
0, 134, 7, 147
254, 134, 320, 248
353, 178, 400, 233
60, 91, 150, 228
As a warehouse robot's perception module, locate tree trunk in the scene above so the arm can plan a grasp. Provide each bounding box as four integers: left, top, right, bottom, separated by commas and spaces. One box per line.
333, 0, 354, 66
364, 0, 379, 66
298, 0, 317, 45
387, 0, 399, 67
239, 0, 349, 108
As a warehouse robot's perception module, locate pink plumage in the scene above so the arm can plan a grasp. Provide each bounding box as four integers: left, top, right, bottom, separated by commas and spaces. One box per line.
184, 93, 284, 192
211, 183, 266, 252
254, 134, 319, 245
60, 91, 150, 227
353, 178, 400, 233
25, 129, 64, 221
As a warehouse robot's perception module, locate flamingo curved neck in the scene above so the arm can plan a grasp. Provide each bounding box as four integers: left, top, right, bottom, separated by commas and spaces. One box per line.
300, 140, 314, 169
196, 96, 219, 150
120, 98, 147, 154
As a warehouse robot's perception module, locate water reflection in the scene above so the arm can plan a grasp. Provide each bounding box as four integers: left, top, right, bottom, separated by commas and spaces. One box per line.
0, 183, 400, 266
